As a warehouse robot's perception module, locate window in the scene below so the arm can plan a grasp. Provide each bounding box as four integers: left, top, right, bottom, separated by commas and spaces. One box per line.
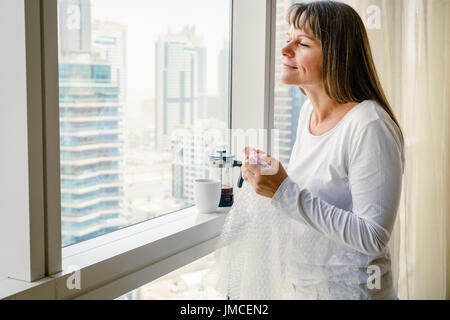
57, 0, 232, 247
272, 0, 308, 169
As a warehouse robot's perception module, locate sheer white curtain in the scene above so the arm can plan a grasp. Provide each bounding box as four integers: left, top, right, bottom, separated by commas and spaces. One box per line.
340, 0, 450, 299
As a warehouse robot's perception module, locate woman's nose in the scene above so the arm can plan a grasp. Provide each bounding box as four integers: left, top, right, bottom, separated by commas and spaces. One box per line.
281, 45, 294, 58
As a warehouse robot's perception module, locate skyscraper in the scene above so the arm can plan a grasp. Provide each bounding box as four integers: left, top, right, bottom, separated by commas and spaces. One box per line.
217, 40, 231, 123
154, 26, 207, 152
171, 119, 226, 202
59, 0, 127, 246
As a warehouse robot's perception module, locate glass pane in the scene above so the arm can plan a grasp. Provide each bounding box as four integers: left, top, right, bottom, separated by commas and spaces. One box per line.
116, 252, 225, 300
273, 0, 308, 169
58, 0, 231, 247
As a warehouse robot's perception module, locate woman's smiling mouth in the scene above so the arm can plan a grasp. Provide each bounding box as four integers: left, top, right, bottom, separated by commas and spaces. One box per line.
283, 64, 298, 69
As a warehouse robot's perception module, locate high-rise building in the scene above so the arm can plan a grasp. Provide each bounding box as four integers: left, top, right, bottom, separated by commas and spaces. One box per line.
274, 0, 307, 168
171, 119, 226, 202
92, 20, 128, 105
58, 0, 127, 246
154, 26, 207, 151
217, 40, 231, 123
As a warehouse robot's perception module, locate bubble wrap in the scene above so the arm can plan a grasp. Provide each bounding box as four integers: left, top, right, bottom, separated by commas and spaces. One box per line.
202, 181, 295, 300
202, 181, 397, 300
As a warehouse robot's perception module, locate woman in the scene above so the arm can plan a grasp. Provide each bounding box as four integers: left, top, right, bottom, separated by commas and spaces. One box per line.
241, 1, 404, 300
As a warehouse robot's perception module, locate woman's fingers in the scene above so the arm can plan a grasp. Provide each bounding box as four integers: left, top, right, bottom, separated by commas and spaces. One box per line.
242, 170, 251, 182
244, 162, 266, 178
242, 159, 257, 182
242, 147, 280, 177
243, 147, 254, 161
243, 147, 270, 163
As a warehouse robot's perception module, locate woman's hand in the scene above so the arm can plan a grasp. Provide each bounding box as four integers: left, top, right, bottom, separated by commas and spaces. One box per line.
241, 147, 289, 199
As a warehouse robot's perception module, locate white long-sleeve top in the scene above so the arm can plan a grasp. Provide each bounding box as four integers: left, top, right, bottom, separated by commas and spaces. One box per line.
271, 99, 404, 300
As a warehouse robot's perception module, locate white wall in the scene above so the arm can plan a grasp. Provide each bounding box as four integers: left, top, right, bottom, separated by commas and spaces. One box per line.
0, 0, 33, 281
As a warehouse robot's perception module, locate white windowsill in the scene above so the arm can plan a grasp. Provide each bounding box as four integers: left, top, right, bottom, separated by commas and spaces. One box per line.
0, 205, 229, 300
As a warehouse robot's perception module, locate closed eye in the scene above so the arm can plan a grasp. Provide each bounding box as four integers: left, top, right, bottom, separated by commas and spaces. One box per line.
285, 40, 309, 47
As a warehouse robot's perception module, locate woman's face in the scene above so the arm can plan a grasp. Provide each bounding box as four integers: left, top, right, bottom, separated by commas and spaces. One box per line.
280, 21, 323, 88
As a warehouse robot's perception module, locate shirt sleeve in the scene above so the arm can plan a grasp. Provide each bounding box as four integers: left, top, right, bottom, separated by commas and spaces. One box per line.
271, 119, 404, 257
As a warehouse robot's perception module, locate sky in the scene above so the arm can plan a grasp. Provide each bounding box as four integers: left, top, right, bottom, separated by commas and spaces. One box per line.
90, 0, 231, 103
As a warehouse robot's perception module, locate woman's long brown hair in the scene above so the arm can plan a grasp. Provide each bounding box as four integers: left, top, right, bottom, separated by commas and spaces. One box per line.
287, 1, 404, 142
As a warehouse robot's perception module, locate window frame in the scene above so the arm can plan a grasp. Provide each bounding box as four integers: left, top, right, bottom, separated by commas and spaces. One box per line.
0, 0, 277, 300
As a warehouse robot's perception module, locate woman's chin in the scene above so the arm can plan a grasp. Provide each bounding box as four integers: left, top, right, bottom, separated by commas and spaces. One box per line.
279, 77, 301, 85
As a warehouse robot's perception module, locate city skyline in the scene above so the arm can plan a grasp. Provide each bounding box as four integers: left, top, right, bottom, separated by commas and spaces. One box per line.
58, 0, 231, 246
90, 0, 231, 102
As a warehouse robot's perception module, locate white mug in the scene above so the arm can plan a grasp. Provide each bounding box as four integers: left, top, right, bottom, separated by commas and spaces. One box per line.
194, 179, 221, 213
